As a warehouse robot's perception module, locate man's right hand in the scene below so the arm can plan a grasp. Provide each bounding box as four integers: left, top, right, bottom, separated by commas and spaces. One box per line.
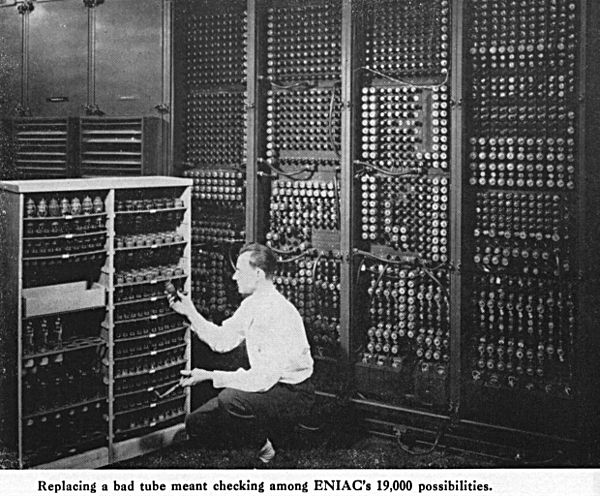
168, 291, 196, 318
179, 368, 213, 387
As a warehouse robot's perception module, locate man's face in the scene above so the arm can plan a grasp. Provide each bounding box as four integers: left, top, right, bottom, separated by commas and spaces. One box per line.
232, 251, 261, 295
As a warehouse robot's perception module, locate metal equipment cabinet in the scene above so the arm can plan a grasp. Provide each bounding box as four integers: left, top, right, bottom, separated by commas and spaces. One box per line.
0, 176, 192, 468
173, 0, 600, 461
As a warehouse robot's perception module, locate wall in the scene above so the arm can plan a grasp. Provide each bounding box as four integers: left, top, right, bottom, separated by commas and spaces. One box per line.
0, 0, 166, 118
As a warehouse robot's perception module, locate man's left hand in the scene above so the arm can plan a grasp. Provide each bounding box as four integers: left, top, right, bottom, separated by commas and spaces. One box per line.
179, 368, 213, 387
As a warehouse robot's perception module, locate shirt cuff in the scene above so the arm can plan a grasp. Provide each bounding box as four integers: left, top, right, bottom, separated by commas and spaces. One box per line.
211, 370, 235, 389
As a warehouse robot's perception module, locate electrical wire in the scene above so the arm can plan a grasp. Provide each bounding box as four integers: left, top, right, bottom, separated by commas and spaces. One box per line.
368, 263, 390, 306
355, 65, 450, 90
421, 265, 450, 303
276, 248, 317, 264
373, 263, 389, 293
263, 160, 315, 180
227, 243, 238, 271
269, 243, 302, 255
354, 160, 423, 178
311, 251, 323, 300
394, 424, 446, 456
327, 82, 342, 159
353, 249, 417, 265
311, 250, 322, 285
355, 255, 366, 286
270, 80, 315, 90
333, 168, 341, 229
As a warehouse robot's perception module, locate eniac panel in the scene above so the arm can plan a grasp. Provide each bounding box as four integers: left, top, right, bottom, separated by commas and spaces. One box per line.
0, 5, 22, 117
95, 0, 163, 116
28, 0, 88, 117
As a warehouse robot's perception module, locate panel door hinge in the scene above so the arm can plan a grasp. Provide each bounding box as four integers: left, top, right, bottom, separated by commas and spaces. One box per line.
154, 103, 170, 114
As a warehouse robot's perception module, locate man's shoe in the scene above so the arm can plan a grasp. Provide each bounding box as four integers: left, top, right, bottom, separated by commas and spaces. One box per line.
171, 427, 189, 445
257, 438, 276, 464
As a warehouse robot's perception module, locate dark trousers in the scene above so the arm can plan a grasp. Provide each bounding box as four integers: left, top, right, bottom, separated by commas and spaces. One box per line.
185, 379, 315, 449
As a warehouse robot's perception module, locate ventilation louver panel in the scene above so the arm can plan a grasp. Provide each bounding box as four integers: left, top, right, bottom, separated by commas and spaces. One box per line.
13, 118, 73, 179
80, 118, 146, 177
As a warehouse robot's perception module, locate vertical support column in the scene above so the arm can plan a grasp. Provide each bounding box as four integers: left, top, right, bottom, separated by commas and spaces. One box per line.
162, 0, 173, 175
577, 0, 600, 460
17, 1, 33, 116
339, 0, 356, 359
245, 0, 266, 242
181, 185, 193, 416
87, 7, 96, 110
104, 188, 115, 464
449, 0, 464, 416
84, 0, 104, 116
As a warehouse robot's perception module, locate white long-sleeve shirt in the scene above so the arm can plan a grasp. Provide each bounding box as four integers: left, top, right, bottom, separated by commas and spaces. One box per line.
189, 285, 314, 393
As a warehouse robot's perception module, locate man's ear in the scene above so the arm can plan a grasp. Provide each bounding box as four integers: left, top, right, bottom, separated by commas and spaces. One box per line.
256, 267, 267, 280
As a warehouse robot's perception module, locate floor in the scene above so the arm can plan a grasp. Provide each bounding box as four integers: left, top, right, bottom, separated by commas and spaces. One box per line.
108, 435, 498, 470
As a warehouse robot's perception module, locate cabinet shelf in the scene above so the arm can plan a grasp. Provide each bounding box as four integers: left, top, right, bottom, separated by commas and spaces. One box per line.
113, 411, 185, 439
24, 212, 107, 222
114, 294, 168, 307
23, 336, 105, 360
114, 344, 187, 362
22, 248, 108, 262
113, 311, 178, 325
114, 358, 187, 380
114, 343, 187, 362
115, 206, 186, 216
114, 273, 188, 289
114, 393, 186, 417
114, 325, 188, 344
1, 176, 192, 468
23, 230, 108, 241
114, 379, 180, 399
115, 240, 186, 253
23, 396, 107, 421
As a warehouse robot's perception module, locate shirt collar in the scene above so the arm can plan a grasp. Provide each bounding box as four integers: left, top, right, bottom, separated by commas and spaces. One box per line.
251, 281, 278, 298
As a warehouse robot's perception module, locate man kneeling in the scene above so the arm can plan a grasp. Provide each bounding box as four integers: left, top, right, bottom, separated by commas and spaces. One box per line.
169, 243, 315, 464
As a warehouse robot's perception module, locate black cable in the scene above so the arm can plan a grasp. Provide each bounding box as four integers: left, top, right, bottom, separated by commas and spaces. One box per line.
353, 249, 417, 265
354, 160, 423, 178
394, 424, 446, 456
269, 243, 302, 255
270, 80, 315, 90
327, 83, 342, 159
355, 65, 449, 90
333, 168, 341, 229
276, 248, 317, 264
264, 160, 315, 180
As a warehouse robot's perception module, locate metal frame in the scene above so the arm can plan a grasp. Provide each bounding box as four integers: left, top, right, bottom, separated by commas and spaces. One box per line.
576, 0, 600, 459
449, 0, 464, 419
246, 0, 267, 242
339, 0, 355, 359
0, 177, 193, 468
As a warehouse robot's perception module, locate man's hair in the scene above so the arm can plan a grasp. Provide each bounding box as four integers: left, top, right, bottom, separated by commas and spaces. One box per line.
239, 242, 277, 278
